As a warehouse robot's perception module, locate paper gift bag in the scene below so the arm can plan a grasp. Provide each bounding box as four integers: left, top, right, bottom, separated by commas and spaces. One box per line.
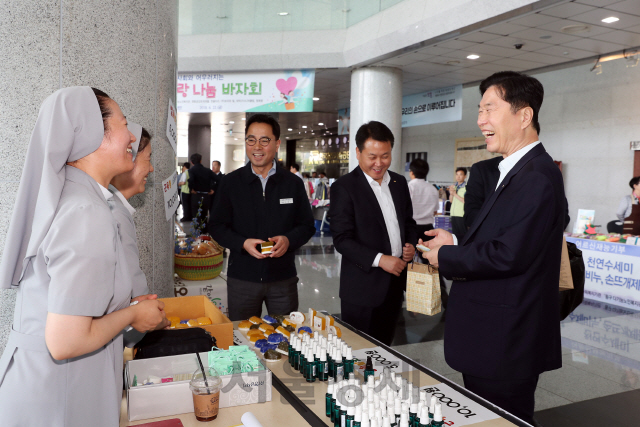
406, 263, 441, 316
559, 236, 574, 291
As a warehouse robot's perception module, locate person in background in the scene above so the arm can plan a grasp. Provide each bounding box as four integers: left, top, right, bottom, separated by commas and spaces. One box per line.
408, 158, 440, 243
0, 87, 167, 426
448, 167, 467, 241
330, 121, 416, 345
422, 71, 568, 426
188, 153, 216, 221
178, 162, 192, 221
210, 160, 224, 211
464, 157, 502, 229
302, 172, 314, 200
311, 171, 318, 178
290, 163, 303, 179
617, 176, 640, 223
209, 114, 315, 320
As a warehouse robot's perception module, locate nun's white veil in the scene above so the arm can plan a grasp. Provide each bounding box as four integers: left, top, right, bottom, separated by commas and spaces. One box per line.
0, 86, 104, 289
128, 122, 142, 160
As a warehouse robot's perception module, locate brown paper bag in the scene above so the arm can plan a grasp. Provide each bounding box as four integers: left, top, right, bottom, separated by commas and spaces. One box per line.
559, 236, 574, 291
406, 263, 441, 316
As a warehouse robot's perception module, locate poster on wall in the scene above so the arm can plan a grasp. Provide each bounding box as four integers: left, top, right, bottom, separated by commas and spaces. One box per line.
166, 98, 177, 154
338, 107, 350, 134
162, 171, 179, 221
177, 70, 315, 113
401, 85, 462, 128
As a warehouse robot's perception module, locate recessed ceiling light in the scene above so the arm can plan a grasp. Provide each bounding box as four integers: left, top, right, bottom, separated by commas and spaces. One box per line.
467, 54, 480, 60
313, 97, 320, 101
302, 125, 307, 128
336, 120, 340, 122
602, 17, 619, 24
561, 24, 591, 34
446, 60, 460, 65
229, 121, 234, 124
318, 122, 324, 126
234, 138, 238, 140
241, 118, 246, 120
288, 128, 293, 131
277, 12, 289, 16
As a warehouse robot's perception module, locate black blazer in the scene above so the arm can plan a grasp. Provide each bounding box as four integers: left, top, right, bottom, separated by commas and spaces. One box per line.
208, 163, 316, 283
439, 143, 566, 380
329, 167, 417, 307
464, 156, 502, 229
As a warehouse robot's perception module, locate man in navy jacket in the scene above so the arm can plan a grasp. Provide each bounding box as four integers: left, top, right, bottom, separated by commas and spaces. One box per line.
423, 72, 567, 425
209, 114, 315, 320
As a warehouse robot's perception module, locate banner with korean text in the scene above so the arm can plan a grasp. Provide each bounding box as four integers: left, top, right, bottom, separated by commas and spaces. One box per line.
176, 70, 315, 113
567, 237, 640, 311
401, 85, 462, 128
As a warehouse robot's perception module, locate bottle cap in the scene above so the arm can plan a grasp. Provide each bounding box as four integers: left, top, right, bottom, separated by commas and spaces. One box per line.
342, 342, 348, 354
381, 416, 391, 427
361, 383, 368, 397
349, 372, 355, 380
346, 346, 353, 360
367, 389, 374, 402
419, 406, 429, 422
320, 351, 327, 362
420, 390, 427, 402
368, 418, 376, 427
429, 396, 437, 413
349, 378, 355, 386
394, 397, 402, 413
367, 375, 374, 386
336, 349, 342, 360
368, 402, 375, 415
355, 404, 362, 422
327, 381, 334, 394
402, 402, 409, 413
347, 405, 356, 416
373, 393, 380, 405
400, 412, 409, 424
361, 415, 370, 427
434, 402, 443, 422
328, 332, 334, 341
410, 402, 418, 413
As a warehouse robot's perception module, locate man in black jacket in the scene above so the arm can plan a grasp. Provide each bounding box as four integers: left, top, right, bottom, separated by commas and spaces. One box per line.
463, 156, 502, 229
187, 153, 216, 221
209, 114, 315, 320
330, 121, 417, 345
423, 72, 567, 425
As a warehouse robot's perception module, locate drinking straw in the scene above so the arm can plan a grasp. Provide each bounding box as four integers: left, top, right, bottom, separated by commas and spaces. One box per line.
196, 352, 210, 394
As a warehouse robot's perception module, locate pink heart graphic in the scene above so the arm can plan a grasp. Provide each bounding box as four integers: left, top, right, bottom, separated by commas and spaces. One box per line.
276, 77, 297, 95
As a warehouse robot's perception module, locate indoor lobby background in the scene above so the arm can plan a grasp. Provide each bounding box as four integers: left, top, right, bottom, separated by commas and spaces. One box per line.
1, 1, 640, 426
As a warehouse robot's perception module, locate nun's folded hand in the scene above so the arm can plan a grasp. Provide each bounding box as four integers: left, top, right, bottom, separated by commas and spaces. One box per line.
131, 300, 169, 332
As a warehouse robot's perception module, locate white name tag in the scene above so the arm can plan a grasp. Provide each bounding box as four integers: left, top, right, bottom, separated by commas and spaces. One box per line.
280, 198, 293, 204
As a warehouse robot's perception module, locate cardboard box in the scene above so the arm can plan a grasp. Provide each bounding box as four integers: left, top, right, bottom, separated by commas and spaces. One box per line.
174, 276, 228, 316
125, 351, 272, 421
160, 295, 233, 350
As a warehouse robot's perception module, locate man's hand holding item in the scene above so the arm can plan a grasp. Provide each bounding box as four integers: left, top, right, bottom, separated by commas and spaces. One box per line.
419, 228, 455, 267
269, 235, 290, 258
243, 238, 267, 259
402, 243, 415, 262
379, 255, 407, 277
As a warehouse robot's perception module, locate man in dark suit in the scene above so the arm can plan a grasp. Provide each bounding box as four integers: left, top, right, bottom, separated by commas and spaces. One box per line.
423, 72, 567, 425
330, 121, 417, 345
463, 156, 502, 229
209, 160, 224, 212
187, 153, 216, 221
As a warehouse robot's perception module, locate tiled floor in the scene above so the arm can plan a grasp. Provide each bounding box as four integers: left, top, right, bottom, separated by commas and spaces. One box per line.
185, 229, 640, 425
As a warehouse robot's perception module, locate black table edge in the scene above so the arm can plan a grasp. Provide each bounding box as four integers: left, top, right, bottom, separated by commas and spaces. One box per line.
270, 372, 328, 427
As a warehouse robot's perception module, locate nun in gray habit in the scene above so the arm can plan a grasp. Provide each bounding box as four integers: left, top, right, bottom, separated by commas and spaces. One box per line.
0, 87, 167, 427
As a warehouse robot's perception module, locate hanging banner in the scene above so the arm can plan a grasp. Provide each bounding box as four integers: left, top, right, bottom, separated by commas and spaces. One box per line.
567, 237, 640, 311
177, 70, 315, 113
401, 85, 462, 128
162, 171, 179, 221
166, 98, 177, 153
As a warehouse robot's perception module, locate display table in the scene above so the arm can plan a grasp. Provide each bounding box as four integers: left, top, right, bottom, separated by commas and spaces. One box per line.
567, 237, 640, 311
121, 315, 527, 427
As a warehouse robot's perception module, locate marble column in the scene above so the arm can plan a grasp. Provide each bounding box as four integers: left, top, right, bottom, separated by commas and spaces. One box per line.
188, 125, 212, 167
0, 1, 178, 354
349, 67, 404, 174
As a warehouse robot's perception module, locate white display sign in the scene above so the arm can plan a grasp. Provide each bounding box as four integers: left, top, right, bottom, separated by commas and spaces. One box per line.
567, 237, 640, 311
420, 383, 500, 426
162, 171, 179, 221
177, 70, 315, 113
352, 347, 415, 376
401, 85, 463, 128
233, 330, 251, 347
166, 98, 177, 153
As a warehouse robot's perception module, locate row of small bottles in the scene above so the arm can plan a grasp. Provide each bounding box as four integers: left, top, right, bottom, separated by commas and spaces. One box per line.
325, 366, 444, 427
287, 331, 355, 382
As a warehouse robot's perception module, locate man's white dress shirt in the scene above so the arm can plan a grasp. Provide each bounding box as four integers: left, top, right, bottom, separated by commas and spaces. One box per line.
363, 171, 402, 267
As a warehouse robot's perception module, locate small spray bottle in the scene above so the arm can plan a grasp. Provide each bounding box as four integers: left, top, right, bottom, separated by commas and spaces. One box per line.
354, 404, 363, 427
339, 387, 348, 427
364, 356, 375, 383
347, 403, 356, 427
334, 349, 344, 381
417, 405, 429, 427
394, 398, 402, 426
398, 413, 410, 427
345, 346, 354, 375
306, 349, 316, 383
409, 402, 418, 427
326, 377, 335, 418
431, 402, 444, 427
319, 350, 328, 381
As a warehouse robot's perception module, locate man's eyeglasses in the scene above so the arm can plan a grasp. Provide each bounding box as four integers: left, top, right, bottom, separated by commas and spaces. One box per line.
245, 137, 272, 146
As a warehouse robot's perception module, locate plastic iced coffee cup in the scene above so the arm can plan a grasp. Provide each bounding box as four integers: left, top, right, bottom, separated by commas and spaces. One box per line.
189, 369, 222, 422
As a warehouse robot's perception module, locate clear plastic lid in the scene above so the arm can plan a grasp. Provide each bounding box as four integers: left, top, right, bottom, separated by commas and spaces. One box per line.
189, 368, 222, 393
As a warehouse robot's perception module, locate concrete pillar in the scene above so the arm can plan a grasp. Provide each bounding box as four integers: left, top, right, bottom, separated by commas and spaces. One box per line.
188, 125, 212, 167
349, 67, 404, 174
0, 1, 178, 353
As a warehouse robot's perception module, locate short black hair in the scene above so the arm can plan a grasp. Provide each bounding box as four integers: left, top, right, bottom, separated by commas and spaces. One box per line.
456, 167, 467, 176
355, 121, 394, 152
302, 172, 310, 178
479, 71, 544, 134
190, 153, 202, 164
182, 162, 190, 169
91, 88, 112, 132
291, 163, 300, 171
138, 127, 151, 154
245, 114, 280, 140
212, 160, 221, 166
410, 158, 429, 179
630, 176, 640, 190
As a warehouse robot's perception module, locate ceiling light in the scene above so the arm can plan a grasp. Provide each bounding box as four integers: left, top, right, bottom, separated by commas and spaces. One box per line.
277, 12, 289, 16
336, 120, 340, 122
318, 122, 324, 126
229, 121, 234, 124
288, 128, 293, 131
601, 17, 619, 24
561, 24, 591, 35
446, 60, 460, 65
313, 97, 320, 101
467, 54, 480, 60
234, 138, 238, 140
302, 125, 307, 128
241, 118, 246, 120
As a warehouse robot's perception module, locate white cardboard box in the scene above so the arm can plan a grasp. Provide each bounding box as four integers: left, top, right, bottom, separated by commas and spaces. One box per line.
125, 351, 272, 421
174, 276, 229, 316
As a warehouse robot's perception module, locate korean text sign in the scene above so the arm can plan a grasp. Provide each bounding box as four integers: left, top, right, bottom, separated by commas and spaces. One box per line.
401, 85, 462, 128
162, 171, 179, 221
177, 70, 315, 113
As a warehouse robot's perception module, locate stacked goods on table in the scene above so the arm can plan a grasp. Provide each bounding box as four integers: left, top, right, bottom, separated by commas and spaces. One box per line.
174, 235, 224, 280
324, 366, 446, 427
566, 232, 639, 244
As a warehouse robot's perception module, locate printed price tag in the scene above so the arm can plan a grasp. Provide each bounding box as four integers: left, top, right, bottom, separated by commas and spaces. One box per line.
351, 347, 416, 375
420, 383, 500, 426
162, 171, 179, 221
